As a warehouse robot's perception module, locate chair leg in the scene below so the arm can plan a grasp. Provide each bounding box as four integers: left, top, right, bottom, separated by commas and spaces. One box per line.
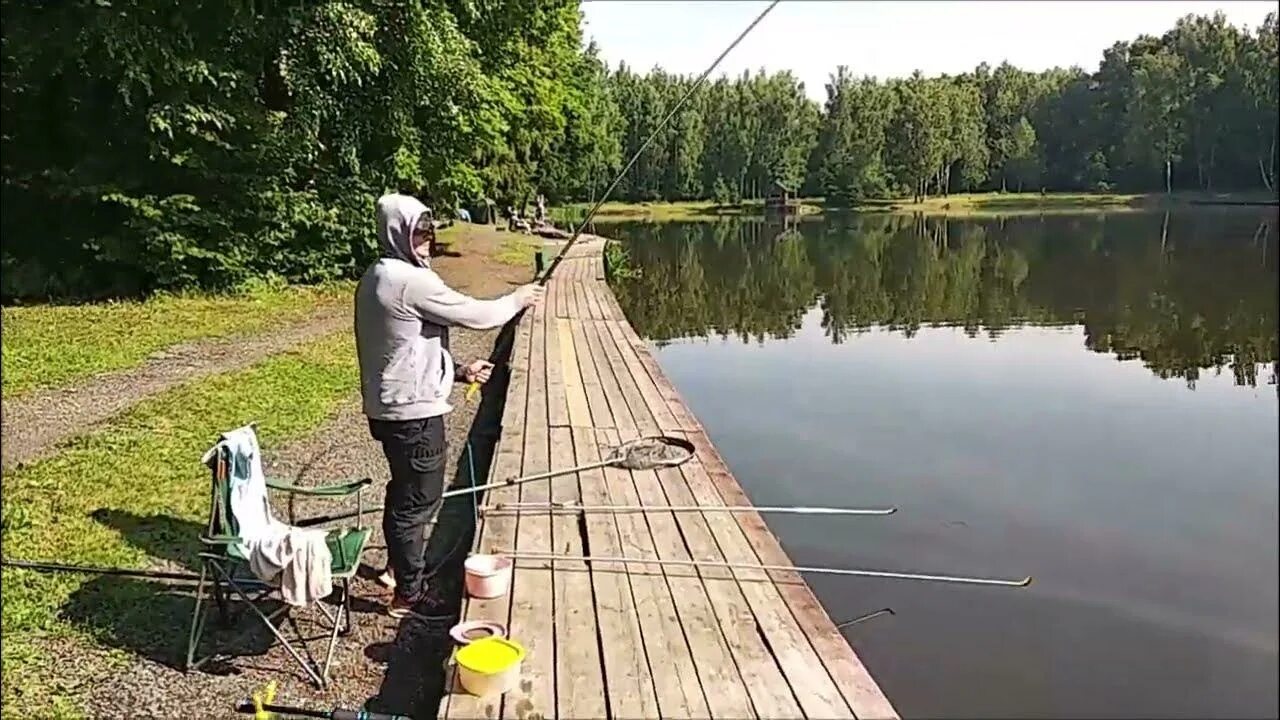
185, 564, 210, 671
340, 577, 354, 637
209, 562, 326, 688
321, 592, 344, 683
212, 574, 230, 627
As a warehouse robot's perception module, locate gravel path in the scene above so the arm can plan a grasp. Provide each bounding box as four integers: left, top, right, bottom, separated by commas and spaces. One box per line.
1, 306, 352, 471
80, 325, 509, 720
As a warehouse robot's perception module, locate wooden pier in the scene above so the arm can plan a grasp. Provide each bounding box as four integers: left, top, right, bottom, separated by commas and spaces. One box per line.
439, 238, 897, 719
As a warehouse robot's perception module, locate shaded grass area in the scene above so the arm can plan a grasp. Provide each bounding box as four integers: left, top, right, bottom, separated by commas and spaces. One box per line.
434, 221, 540, 268
1, 283, 353, 398
495, 235, 542, 267
0, 331, 359, 717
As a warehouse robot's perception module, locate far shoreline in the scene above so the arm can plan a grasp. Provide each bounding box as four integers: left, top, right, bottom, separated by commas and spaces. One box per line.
558, 191, 1279, 222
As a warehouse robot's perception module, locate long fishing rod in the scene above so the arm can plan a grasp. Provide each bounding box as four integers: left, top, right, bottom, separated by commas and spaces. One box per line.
480, 502, 897, 516
233, 699, 409, 720
1, 558, 203, 583
297, 435, 695, 527
539, 0, 782, 285
463, 0, 781, 403
489, 550, 1034, 588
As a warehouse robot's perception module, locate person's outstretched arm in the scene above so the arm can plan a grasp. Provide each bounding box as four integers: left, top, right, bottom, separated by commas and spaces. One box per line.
403, 270, 542, 330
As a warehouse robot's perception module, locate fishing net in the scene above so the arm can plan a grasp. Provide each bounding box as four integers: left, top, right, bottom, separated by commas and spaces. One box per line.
607, 436, 695, 470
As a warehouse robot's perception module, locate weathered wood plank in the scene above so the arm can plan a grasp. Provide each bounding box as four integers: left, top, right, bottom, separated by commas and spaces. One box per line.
443, 311, 533, 719
501, 299, 555, 720
545, 282, 569, 428
570, 425, 659, 718
678, 440, 853, 719
628, 466, 756, 718
549, 426, 608, 718
601, 319, 680, 432
589, 280, 698, 431
687, 432, 898, 719
589, 319, 659, 437
564, 277, 613, 429
556, 319, 592, 428
599, 430, 710, 719
580, 319, 638, 438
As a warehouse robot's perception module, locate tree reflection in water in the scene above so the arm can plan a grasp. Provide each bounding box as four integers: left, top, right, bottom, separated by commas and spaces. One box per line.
607, 211, 1279, 389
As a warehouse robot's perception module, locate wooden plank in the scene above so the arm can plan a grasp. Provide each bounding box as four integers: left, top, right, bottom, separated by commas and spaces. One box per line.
498, 315, 535, 437
599, 429, 710, 719
554, 267, 569, 318
580, 319, 638, 438
556, 319, 592, 427
549, 426, 607, 718
545, 284, 569, 428
651, 465, 804, 718
570, 425, 659, 718
501, 299, 555, 720
678, 441, 856, 719
688, 433, 899, 719
563, 277, 613, 429
628, 466, 756, 718
601, 319, 680, 432
580, 280, 604, 321
588, 280, 698, 431
589, 319, 659, 436
443, 314, 533, 719
569, 323, 612, 430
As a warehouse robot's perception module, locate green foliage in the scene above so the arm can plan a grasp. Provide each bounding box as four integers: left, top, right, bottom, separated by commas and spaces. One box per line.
2, 5, 1276, 300
602, 10, 1277, 204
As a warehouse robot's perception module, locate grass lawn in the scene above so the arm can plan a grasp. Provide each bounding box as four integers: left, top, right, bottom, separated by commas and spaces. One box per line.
1, 283, 353, 398
0, 330, 359, 717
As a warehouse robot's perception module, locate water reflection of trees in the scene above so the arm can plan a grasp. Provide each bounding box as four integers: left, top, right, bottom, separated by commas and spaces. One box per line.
608, 212, 1278, 389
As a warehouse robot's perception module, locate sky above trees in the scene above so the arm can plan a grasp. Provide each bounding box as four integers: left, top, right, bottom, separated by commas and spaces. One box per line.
581, 0, 1277, 100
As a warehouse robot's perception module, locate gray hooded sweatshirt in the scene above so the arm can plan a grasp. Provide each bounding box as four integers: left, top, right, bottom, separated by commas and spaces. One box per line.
355, 194, 524, 421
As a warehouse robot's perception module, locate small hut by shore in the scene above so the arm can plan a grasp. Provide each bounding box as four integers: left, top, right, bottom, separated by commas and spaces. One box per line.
765, 179, 800, 215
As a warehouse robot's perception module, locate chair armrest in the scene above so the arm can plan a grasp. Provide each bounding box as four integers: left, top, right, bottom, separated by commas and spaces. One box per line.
265, 477, 373, 497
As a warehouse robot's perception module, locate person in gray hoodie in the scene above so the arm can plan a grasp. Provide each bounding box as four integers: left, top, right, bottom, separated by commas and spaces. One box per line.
355, 193, 542, 618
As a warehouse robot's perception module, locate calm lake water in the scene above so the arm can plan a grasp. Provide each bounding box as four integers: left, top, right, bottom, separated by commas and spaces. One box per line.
604, 211, 1279, 719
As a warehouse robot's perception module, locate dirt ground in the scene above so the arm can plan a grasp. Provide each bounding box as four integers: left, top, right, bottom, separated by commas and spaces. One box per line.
7, 224, 543, 719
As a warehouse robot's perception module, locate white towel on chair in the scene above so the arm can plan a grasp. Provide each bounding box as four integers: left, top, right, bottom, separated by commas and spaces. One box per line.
214, 425, 333, 606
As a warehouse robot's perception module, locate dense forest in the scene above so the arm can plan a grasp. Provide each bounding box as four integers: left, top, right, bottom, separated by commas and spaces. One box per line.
609, 11, 1279, 203
608, 212, 1278, 389
1, 2, 1276, 299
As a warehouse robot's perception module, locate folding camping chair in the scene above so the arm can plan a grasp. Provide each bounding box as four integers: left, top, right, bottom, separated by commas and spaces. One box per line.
185, 423, 373, 688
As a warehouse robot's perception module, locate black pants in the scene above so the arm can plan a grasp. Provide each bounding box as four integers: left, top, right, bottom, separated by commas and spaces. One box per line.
369, 416, 447, 603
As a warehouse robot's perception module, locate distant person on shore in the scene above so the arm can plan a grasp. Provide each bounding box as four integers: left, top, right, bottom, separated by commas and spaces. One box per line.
506, 205, 531, 234
354, 193, 543, 619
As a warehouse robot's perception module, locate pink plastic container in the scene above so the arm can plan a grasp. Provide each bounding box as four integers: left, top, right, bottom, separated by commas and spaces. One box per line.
464, 554, 514, 598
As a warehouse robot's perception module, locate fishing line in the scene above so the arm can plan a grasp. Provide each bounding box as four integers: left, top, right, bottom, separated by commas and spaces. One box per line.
539, 0, 782, 285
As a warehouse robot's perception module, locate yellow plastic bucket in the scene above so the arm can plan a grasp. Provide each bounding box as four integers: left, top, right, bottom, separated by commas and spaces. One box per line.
455, 637, 525, 697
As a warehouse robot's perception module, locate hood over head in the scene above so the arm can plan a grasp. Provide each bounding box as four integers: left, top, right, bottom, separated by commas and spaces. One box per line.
376, 193, 432, 268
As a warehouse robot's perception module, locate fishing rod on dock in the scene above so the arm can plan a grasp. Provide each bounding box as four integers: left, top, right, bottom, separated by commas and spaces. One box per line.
480, 501, 898, 516
488, 550, 1034, 588
233, 698, 409, 720
295, 435, 697, 527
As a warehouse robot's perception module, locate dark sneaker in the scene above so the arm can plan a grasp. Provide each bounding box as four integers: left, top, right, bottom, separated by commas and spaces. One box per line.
376, 567, 396, 590
386, 588, 450, 621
